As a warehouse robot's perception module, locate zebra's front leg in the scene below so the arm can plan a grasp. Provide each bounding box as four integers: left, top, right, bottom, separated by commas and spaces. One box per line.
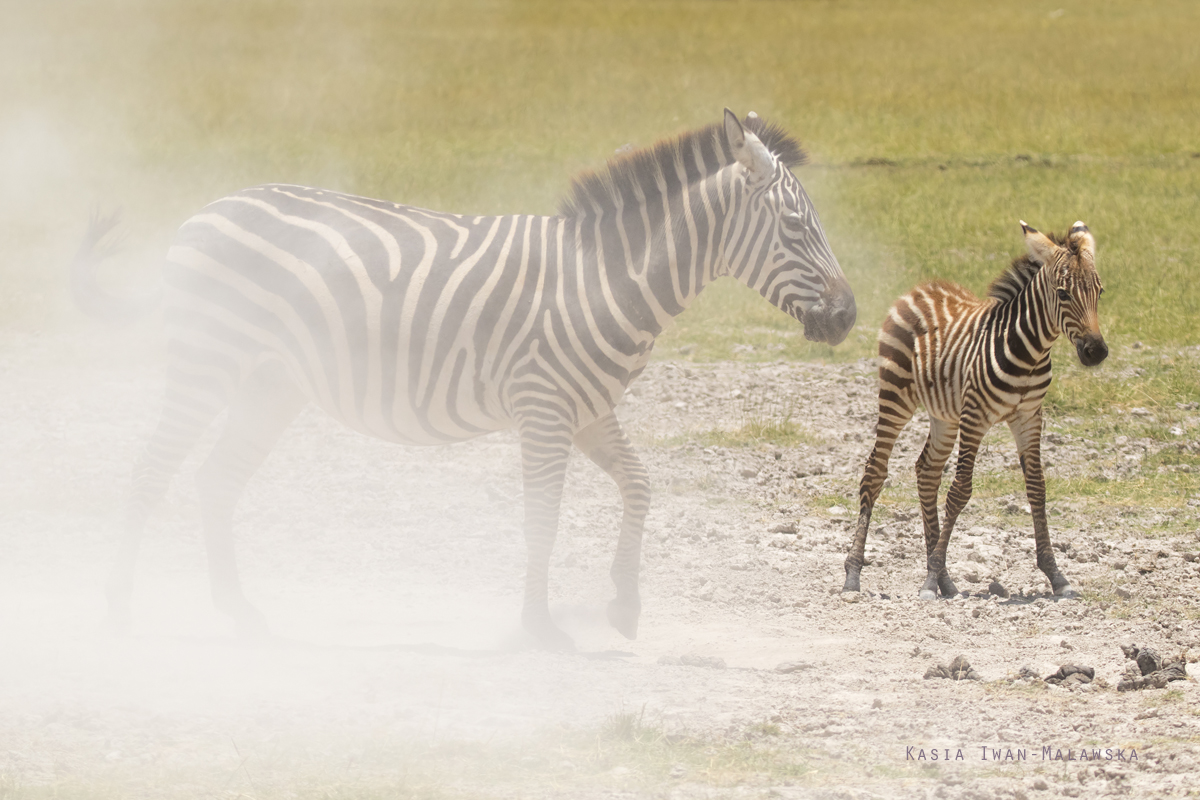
517, 414, 576, 651
1009, 413, 1075, 598
922, 425, 983, 600
574, 413, 648, 639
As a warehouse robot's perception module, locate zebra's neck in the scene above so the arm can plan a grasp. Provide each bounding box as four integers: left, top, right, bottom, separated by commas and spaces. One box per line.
567, 166, 740, 339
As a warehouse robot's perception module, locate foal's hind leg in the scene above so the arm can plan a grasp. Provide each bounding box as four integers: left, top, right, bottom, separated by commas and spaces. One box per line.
914, 417, 960, 598
921, 411, 986, 601
195, 361, 306, 637
844, 396, 916, 592
574, 412, 650, 639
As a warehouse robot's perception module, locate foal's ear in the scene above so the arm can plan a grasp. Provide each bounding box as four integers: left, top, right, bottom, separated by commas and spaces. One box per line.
1068, 221, 1096, 258
723, 108, 774, 180
1020, 220, 1059, 265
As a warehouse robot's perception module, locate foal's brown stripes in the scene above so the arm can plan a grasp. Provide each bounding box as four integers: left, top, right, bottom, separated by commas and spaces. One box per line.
844, 221, 1107, 599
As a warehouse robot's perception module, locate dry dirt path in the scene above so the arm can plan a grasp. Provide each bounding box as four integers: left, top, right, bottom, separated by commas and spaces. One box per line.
2, 329, 1198, 799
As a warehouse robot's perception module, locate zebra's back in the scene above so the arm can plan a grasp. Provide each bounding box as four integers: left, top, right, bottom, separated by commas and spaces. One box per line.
162, 184, 585, 445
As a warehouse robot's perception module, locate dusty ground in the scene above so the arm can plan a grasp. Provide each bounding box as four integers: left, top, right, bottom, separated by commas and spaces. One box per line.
2, 327, 1199, 799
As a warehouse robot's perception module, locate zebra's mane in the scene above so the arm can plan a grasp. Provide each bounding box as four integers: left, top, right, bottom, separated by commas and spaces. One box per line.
987, 231, 1071, 304
558, 115, 807, 219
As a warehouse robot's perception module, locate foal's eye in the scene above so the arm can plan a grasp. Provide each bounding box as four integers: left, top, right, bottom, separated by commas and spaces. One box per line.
1056, 288, 1071, 302
1099, 287, 1105, 296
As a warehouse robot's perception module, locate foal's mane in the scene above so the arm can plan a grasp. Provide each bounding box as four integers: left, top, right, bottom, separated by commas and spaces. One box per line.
987, 231, 1073, 304
558, 115, 807, 219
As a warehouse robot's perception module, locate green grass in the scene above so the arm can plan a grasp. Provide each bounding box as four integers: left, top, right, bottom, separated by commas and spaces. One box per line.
2, 0, 1199, 353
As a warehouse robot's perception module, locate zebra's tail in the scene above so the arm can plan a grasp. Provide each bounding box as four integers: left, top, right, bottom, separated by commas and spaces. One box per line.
70, 211, 163, 323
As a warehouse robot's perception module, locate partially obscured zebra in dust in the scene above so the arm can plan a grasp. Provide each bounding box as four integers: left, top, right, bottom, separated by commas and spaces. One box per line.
74, 110, 857, 649
842, 222, 1107, 601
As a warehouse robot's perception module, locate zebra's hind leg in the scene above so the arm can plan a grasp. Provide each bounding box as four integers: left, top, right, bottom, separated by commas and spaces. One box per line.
1009, 411, 1075, 598
195, 360, 305, 638
922, 418, 985, 601
844, 401, 915, 593
108, 366, 228, 633
574, 413, 649, 639
914, 418, 960, 599
516, 408, 575, 651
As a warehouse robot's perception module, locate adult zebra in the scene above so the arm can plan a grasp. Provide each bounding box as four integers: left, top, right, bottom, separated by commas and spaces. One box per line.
842, 222, 1106, 601
75, 110, 857, 649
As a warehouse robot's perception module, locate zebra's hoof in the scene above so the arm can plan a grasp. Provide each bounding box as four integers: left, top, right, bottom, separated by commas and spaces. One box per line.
918, 589, 937, 601
1054, 585, 1079, 600
105, 610, 131, 637
607, 598, 640, 640
523, 615, 576, 652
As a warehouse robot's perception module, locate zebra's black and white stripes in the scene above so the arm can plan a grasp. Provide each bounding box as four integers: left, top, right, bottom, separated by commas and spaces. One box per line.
842, 221, 1106, 600
76, 110, 856, 648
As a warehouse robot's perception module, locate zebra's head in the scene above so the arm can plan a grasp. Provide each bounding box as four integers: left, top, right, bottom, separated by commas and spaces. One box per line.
720, 110, 857, 346
1022, 220, 1108, 367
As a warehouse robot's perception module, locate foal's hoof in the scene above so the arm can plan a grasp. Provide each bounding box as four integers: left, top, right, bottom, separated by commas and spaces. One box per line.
919, 589, 937, 601
1054, 585, 1079, 600
607, 597, 641, 640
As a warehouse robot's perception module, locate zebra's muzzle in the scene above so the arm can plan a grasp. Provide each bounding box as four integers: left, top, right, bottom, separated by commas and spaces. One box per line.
1075, 333, 1109, 367
802, 278, 857, 346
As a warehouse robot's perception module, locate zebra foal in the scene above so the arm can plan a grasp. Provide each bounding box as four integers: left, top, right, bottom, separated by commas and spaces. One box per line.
75, 110, 857, 649
843, 221, 1107, 600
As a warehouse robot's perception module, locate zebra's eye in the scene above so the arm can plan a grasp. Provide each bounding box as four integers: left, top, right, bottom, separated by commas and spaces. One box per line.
1099, 287, 1105, 296
1056, 288, 1071, 303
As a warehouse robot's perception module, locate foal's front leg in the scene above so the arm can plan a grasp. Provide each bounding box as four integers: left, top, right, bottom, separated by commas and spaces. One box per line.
1009, 411, 1075, 597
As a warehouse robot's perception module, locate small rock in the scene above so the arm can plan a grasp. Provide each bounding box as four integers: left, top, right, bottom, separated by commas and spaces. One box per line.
840, 591, 862, 603
775, 660, 815, 674
925, 655, 981, 680
740, 467, 759, 478
669, 764, 686, 778
872, 698, 883, 709
1045, 665, 1094, 690
987, 580, 1009, 598
828, 505, 848, 516
1032, 777, 1049, 791
771, 522, 797, 534
656, 655, 682, 666
1115, 586, 1133, 599
680, 653, 726, 670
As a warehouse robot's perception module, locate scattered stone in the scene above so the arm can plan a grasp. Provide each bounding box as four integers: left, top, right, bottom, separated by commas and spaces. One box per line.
1115, 586, 1133, 599
680, 653, 726, 670
771, 522, 797, 534
924, 655, 981, 680
775, 660, 815, 674
1044, 665, 1095, 691
1032, 777, 1049, 791
828, 505, 848, 516
740, 467, 759, 478
872, 698, 883, 709
1117, 644, 1189, 691
840, 591, 862, 603
656, 655, 682, 666
1016, 666, 1040, 681
987, 580, 1010, 598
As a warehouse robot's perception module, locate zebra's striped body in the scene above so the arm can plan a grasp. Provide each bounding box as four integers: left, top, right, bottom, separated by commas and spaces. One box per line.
842, 222, 1106, 600
78, 110, 856, 648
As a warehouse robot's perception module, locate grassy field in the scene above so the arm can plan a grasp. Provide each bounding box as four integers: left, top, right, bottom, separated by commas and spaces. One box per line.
2, 0, 1197, 360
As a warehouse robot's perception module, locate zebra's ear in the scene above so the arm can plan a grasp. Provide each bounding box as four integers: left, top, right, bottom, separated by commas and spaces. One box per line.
724, 108, 774, 180
1020, 220, 1058, 265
